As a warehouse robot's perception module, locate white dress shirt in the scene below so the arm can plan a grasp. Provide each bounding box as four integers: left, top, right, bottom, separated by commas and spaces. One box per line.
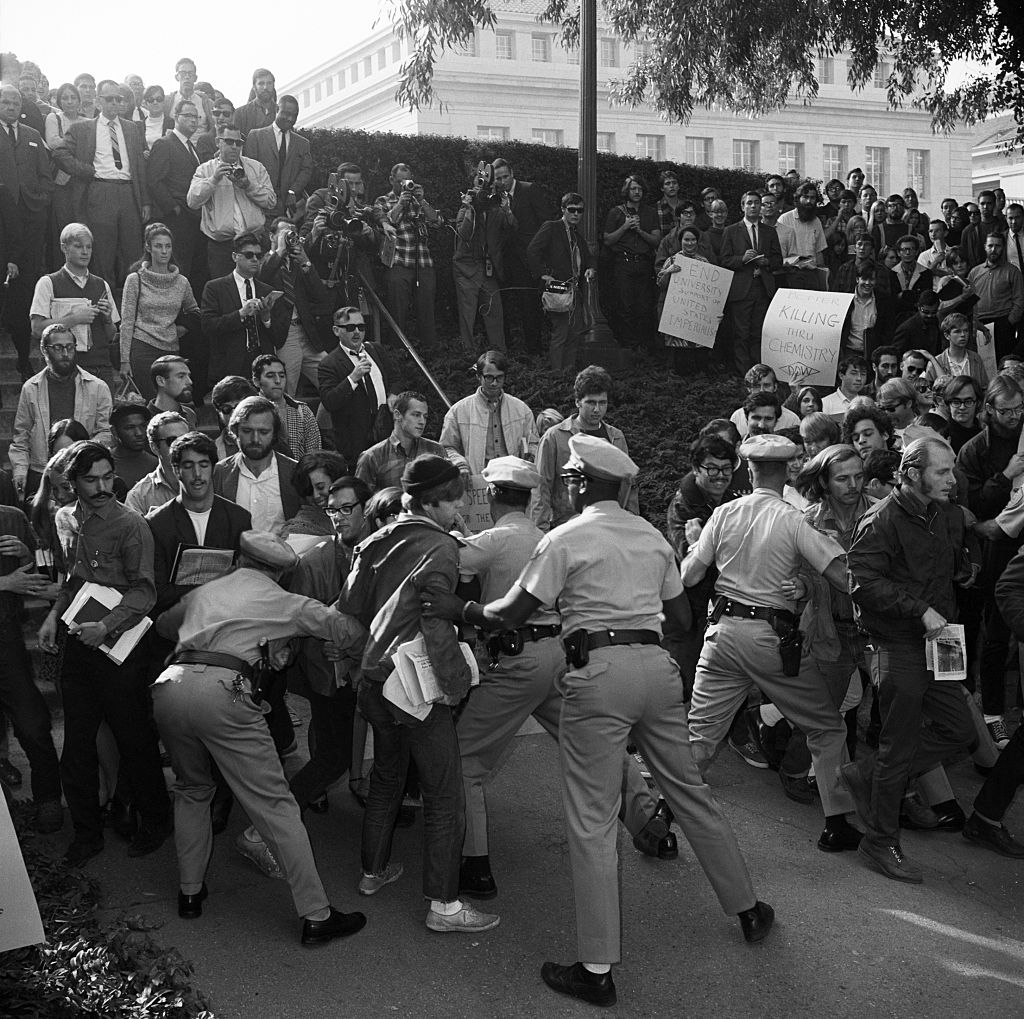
236, 455, 284, 533
94, 116, 132, 180
342, 344, 387, 408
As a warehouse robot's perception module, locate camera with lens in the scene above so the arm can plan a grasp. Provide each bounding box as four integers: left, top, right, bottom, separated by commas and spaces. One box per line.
324, 173, 371, 239
473, 161, 493, 191
401, 179, 419, 195
226, 165, 246, 183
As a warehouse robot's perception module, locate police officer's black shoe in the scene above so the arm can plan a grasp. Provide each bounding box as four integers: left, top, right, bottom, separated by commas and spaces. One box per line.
738, 901, 775, 943
541, 961, 616, 1008
817, 818, 862, 853
301, 907, 367, 946
633, 799, 678, 860
459, 855, 498, 900
178, 883, 208, 919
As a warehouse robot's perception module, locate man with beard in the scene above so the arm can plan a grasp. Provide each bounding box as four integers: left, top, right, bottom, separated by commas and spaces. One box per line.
871, 195, 910, 252
213, 396, 299, 533
149, 355, 196, 429
109, 402, 157, 492
843, 437, 979, 883
355, 391, 449, 492
962, 190, 1003, 269
9, 322, 113, 501
233, 68, 278, 138
957, 376, 1024, 749
867, 345, 900, 397
969, 233, 1024, 360
37, 441, 172, 866
125, 411, 190, 517
776, 183, 828, 290
251, 354, 321, 460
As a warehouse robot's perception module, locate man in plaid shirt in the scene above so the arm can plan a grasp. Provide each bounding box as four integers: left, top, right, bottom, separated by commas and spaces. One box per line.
251, 354, 322, 460
374, 162, 443, 347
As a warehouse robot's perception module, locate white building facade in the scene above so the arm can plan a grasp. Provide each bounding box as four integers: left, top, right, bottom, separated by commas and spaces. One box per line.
283, 0, 974, 204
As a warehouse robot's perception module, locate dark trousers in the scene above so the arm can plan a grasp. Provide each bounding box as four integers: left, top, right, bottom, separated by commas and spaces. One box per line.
979, 541, 1019, 715
2, 203, 46, 373
59, 641, 170, 842
0, 637, 61, 802
859, 639, 975, 846
974, 724, 1024, 822
207, 239, 235, 280
385, 265, 437, 347
162, 208, 204, 283
502, 256, 545, 353
611, 258, 656, 350
728, 278, 772, 374
546, 297, 586, 371
983, 316, 1017, 361
289, 687, 356, 809
85, 181, 142, 287
358, 680, 463, 901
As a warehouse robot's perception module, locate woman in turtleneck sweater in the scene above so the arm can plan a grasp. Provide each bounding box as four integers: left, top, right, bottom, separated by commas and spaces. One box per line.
119, 223, 199, 399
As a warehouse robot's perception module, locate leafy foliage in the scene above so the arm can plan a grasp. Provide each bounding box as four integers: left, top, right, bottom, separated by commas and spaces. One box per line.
384, 0, 1024, 150
0, 803, 215, 1018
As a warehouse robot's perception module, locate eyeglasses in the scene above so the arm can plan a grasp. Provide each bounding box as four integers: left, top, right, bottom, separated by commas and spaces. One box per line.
991, 403, 1024, 418
699, 464, 733, 478
564, 207, 584, 213
328, 503, 361, 516
877, 401, 905, 412
236, 250, 261, 260
178, 112, 198, 118
336, 323, 365, 331
46, 342, 76, 354
213, 109, 232, 116
947, 397, 976, 408
220, 138, 243, 146
480, 373, 505, 383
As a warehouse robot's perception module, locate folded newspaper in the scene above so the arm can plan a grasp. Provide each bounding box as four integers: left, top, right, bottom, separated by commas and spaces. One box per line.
924, 623, 967, 682
383, 632, 480, 718
61, 582, 152, 665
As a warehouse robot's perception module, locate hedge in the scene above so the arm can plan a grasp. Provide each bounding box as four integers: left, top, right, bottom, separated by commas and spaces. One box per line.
304, 127, 765, 336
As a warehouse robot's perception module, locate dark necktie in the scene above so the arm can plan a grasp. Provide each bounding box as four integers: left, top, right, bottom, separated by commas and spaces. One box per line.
1016, 233, 1024, 272
108, 120, 122, 170
277, 130, 287, 194
6, 124, 15, 146
751, 223, 758, 251
352, 351, 373, 404
187, 139, 199, 165
244, 279, 258, 352
568, 227, 581, 276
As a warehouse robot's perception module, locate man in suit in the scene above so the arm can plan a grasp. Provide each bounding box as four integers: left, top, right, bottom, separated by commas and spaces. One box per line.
51, 79, 150, 286
527, 193, 596, 371
318, 306, 397, 467
889, 234, 934, 332
213, 396, 299, 533
893, 291, 942, 356
493, 157, 550, 355
0, 84, 53, 378
147, 99, 210, 282
201, 231, 290, 383
242, 96, 311, 221
720, 191, 783, 375
234, 69, 278, 138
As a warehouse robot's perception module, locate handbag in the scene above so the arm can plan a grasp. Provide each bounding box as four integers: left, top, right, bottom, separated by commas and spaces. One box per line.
542, 279, 575, 314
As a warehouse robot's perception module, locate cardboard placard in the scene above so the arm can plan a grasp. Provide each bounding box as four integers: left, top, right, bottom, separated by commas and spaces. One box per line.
0, 795, 45, 953
761, 288, 855, 388
658, 256, 734, 347
462, 475, 496, 534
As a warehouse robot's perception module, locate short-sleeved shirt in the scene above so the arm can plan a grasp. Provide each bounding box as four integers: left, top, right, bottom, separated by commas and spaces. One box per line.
517, 501, 682, 635
689, 488, 843, 612
459, 512, 559, 626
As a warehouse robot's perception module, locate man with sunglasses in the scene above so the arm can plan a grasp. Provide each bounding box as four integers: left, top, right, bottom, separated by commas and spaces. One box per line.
188, 125, 276, 278
318, 306, 397, 466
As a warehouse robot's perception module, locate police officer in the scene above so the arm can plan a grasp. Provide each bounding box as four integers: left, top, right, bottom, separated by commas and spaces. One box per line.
152, 530, 368, 945
454, 456, 676, 901
681, 434, 863, 854
423, 435, 769, 1009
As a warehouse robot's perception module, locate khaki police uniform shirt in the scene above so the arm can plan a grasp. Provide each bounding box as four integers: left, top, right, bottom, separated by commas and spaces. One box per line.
689, 488, 843, 613
517, 501, 682, 636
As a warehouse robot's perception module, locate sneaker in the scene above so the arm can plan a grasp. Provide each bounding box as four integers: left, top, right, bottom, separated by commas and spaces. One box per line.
633, 751, 652, 780
425, 903, 500, 933
986, 718, 1010, 750
358, 862, 404, 896
963, 813, 1024, 858
234, 832, 285, 879
727, 735, 769, 770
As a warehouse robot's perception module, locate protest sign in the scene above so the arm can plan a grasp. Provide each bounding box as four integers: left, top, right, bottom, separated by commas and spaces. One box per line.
761, 289, 855, 388
658, 256, 734, 348
0, 795, 45, 953
462, 475, 495, 534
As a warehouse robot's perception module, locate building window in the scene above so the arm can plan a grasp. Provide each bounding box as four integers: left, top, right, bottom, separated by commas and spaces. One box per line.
392, 42, 402, 62
325, 77, 334, 97
635, 41, 653, 62
377, 49, 387, 70
819, 56, 834, 85
477, 125, 510, 141
864, 146, 889, 194
495, 31, 515, 60
364, 57, 372, 76
822, 144, 847, 181
685, 137, 712, 166
636, 134, 665, 161
533, 128, 563, 146
350, 64, 359, 83
872, 61, 889, 88
314, 82, 322, 102
459, 32, 477, 57
596, 132, 615, 153
733, 139, 759, 171
778, 142, 803, 175
565, 45, 580, 65
532, 34, 551, 62
337, 70, 345, 89
302, 89, 310, 107
907, 149, 930, 200
600, 38, 618, 67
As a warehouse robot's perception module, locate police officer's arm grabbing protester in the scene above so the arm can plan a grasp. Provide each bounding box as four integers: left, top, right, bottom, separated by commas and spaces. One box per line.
423, 435, 772, 1010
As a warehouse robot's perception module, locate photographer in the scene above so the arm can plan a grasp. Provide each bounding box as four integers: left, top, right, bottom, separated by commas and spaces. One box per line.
453, 168, 514, 352
301, 162, 381, 340
187, 123, 276, 278
373, 162, 442, 348
258, 217, 336, 394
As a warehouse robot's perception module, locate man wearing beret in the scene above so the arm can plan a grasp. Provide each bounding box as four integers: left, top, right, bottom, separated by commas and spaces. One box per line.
681, 433, 863, 855
151, 529, 368, 944
454, 456, 677, 902
338, 454, 500, 934
424, 435, 768, 1007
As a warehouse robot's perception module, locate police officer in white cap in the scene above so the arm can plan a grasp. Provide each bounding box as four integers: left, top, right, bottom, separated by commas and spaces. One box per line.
681, 433, 863, 854
152, 530, 369, 945
423, 435, 769, 1008
455, 456, 677, 903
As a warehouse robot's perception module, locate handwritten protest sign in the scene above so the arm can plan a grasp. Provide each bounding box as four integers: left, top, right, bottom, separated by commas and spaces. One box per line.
462, 475, 495, 534
0, 795, 45, 952
761, 289, 855, 388
658, 256, 734, 348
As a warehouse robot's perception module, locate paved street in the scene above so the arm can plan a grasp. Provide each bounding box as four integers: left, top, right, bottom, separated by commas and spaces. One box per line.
17, 705, 1024, 1019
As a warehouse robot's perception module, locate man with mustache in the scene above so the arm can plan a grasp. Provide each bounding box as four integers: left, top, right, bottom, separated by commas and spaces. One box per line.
776, 183, 828, 290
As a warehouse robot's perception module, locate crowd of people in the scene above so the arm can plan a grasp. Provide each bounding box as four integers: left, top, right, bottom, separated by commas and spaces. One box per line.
2, 52, 1024, 1010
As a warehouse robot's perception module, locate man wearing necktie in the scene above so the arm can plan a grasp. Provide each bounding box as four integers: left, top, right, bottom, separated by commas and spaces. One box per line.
52, 79, 150, 287
147, 100, 212, 284
317, 307, 397, 465
242, 96, 312, 222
